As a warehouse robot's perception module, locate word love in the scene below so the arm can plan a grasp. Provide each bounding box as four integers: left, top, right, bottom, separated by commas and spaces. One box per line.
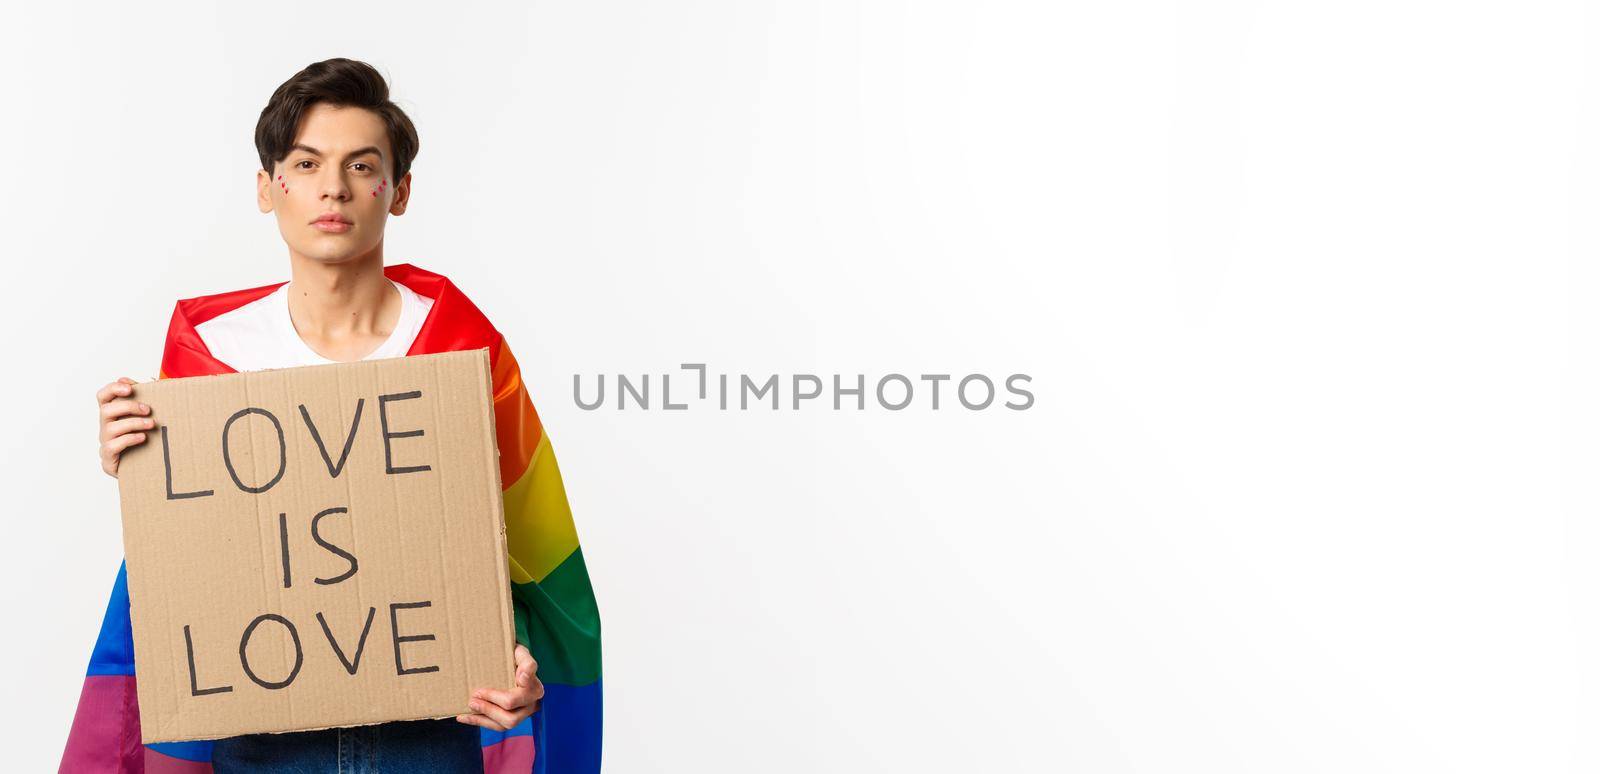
156, 390, 433, 499
184, 600, 440, 695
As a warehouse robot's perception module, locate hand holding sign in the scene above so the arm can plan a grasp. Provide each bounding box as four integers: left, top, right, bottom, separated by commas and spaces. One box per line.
98, 376, 154, 478
458, 644, 545, 731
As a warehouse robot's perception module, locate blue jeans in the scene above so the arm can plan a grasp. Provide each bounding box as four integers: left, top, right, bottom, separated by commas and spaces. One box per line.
211, 718, 483, 773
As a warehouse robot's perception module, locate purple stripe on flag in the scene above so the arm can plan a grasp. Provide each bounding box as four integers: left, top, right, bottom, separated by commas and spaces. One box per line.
144, 747, 213, 773
58, 675, 141, 773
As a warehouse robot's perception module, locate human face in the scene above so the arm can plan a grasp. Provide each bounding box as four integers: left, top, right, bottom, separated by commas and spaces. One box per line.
256, 103, 409, 266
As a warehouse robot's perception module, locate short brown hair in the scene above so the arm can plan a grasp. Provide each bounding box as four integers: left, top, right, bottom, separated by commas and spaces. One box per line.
254, 58, 419, 181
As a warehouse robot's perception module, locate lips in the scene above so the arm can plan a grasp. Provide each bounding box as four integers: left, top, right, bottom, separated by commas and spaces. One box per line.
310, 212, 353, 234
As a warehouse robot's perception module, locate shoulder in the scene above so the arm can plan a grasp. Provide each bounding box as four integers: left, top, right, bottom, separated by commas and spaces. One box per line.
173, 278, 290, 332
387, 263, 502, 347
191, 280, 287, 345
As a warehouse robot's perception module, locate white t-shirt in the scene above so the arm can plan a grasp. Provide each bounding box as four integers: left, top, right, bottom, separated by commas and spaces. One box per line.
195, 278, 435, 372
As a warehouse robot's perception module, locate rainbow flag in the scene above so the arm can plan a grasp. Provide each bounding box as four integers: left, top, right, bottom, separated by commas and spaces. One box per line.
58, 264, 602, 773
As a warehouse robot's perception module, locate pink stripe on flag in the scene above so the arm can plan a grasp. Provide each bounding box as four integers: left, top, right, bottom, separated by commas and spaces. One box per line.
481, 734, 536, 773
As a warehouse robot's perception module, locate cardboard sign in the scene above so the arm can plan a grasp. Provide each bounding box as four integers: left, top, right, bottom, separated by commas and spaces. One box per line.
116, 349, 515, 743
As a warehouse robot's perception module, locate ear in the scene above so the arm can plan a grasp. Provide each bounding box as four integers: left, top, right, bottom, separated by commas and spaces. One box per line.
389, 172, 412, 217
257, 168, 274, 214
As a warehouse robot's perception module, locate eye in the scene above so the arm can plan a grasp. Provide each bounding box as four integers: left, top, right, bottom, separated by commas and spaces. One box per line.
295, 160, 315, 170
351, 162, 373, 173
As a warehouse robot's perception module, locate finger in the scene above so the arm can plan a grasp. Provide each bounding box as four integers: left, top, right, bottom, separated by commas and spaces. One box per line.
103, 416, 157, 441
512, 646, 537, 686
455, 713, 508, 732
101, 432, 147, 459
96, 381, 134, 405
475, 686, 530, 711
512, 669, 546, 702
468, 698, 521, 730
514, 662, 536, 689
100, 398, 150, 422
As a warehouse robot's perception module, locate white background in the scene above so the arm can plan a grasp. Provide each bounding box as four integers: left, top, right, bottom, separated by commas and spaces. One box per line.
1, 1, 1593, 771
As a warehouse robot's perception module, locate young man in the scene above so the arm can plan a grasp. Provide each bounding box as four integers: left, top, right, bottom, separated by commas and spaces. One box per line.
59, 59, 602, 773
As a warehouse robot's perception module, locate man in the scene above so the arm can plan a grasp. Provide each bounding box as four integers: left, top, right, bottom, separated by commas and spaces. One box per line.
59, 59, 602, 773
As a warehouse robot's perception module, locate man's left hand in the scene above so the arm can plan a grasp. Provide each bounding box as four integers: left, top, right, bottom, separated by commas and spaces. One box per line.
457, 644, 543, 731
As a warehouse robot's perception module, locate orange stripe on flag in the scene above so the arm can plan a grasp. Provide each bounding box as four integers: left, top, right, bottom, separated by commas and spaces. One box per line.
491, 338, 544, 488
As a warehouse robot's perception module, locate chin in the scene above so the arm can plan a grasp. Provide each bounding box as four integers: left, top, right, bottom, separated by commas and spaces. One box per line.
299, 240, 371, 265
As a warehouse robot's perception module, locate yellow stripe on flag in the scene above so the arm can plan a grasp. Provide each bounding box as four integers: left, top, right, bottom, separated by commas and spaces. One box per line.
503, 432, 580, 583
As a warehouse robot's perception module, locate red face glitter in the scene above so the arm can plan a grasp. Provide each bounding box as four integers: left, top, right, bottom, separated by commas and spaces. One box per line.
277, 174, 288, 194
371, 177, 387, 198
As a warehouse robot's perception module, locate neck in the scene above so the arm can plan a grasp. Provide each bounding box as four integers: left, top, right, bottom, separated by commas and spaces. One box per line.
284, 249, 396, 338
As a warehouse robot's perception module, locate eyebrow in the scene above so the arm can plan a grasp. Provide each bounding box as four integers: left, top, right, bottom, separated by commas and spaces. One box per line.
289, 143, 385, 162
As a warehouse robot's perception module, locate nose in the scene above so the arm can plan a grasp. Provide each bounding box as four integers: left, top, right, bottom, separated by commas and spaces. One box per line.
320, 169, 352, 202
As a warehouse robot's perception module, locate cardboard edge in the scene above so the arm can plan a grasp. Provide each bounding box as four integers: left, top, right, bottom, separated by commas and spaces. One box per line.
476, 347, 518, 685
118, 375, 168, 745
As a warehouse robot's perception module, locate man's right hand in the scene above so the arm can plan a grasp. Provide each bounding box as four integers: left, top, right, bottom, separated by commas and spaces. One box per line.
98, 377, 154, 478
